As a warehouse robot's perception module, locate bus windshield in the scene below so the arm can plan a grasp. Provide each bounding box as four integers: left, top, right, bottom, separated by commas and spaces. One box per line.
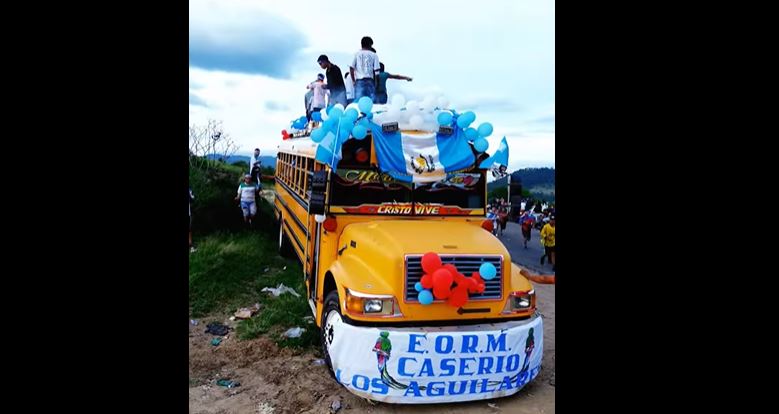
330, 169, 485, 216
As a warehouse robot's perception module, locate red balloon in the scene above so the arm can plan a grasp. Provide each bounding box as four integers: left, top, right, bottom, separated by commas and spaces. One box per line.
420, 273, 434, 289
476, 283, 485, 293
453, 271, 466, 285
443, 264, 459, 278
447, 285, 469, 307
433, 268, 454, 288
471, 271, 484, 286
433, 284, 451, 300
421, 252, 443, 274
463, 277, 478, 293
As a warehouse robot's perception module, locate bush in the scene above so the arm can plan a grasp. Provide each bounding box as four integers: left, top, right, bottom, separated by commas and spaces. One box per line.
189, 162, 273, 234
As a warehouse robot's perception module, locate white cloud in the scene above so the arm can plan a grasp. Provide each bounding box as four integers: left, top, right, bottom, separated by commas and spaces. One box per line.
189, 0, 554, 167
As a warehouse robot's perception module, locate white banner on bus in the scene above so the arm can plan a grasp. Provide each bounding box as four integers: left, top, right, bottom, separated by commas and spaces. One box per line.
327, 316, 543, 403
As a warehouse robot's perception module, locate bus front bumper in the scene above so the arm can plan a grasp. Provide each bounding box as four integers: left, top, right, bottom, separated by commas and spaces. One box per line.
326, 312, 543, 404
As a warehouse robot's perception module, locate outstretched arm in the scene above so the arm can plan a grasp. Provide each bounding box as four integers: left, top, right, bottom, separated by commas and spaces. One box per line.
388, 73, 413, 81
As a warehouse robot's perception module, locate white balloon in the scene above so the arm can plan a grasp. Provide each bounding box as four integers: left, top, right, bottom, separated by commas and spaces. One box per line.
422, 95, 436, 111
423, 121, 438, 131
406, 100, 419, 113
314, 214, 326, 223
386, 108, 401, 123
409, 115, 424, 129
391, 94, 406, 108
437, 97, 449, 109
319, 108, 328, 121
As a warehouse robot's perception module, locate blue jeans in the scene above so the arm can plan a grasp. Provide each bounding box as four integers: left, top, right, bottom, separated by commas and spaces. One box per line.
354, 78, 375, 101
374, 91, 388, 104
329, 89, 347, 107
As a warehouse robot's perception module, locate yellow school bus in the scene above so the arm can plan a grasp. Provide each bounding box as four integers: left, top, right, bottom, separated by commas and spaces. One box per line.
274, 129, 542, 404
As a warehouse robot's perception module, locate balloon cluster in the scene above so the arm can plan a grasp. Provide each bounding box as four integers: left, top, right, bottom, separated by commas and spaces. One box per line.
436, 110, 493, 153
371, 94, 450, 132
413, 252, 497, 308
290, 115, 308, 130
309, 96, 375, 144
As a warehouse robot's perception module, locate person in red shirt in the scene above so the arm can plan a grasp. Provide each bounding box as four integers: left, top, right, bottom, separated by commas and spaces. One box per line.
519, 210, 535, 249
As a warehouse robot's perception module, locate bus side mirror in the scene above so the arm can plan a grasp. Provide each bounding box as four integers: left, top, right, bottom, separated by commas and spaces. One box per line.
309, 170, 328, 215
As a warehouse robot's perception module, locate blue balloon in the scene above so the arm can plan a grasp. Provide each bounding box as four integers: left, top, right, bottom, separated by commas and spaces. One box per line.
298, 115, 308, 123
352, 124, 368, 140
414, 282, 423, 292
339, 128, 351, 141
465, 127, 478, 140
329, 107, 344, 120
477, 122, 493, 137
474, 138, 489, 153
293, 120, 305, 129
338, 117, 354, 132
418, 289, 434, 305
358, 117, 371, 128
367, 112, 374, 119
310, 128, 326, 143
457, 111, 476, 129
479, 262, 497, 280
358, 96, 374, 113
437, 112, 453, 125
344, 108, 359, 122
312, 111, 322, 122
323, 117, 337, 131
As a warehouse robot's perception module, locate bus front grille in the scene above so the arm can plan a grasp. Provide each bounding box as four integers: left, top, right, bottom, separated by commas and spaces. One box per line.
404, 255, 503, 302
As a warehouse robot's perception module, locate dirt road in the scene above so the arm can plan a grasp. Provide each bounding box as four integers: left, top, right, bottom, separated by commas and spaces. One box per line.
189, 283, 555, 414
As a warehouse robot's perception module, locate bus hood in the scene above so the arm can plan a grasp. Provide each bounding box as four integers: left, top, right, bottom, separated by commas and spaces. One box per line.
334, 219, 510, 295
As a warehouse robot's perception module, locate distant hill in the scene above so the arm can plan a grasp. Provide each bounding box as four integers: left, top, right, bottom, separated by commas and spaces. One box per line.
205, 154, 276, 169
488, 168, 555, 201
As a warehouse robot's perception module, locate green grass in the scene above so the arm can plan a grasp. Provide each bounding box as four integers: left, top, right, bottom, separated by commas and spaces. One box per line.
189, 231, 319, 348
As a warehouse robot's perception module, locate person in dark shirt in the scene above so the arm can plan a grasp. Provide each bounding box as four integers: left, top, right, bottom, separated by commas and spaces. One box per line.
374, 62, 412, 104
317, 54, 347, 107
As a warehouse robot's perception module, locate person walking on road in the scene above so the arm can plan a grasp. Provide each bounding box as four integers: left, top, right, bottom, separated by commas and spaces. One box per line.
540, 215, 555, 271
519, 210, 535, 249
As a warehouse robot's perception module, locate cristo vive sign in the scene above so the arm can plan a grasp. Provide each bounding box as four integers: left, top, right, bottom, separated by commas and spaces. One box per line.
327, 316, 543, 403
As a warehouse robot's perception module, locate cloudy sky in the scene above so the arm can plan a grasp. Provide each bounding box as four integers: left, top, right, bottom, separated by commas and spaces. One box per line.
189, 0, 554, 170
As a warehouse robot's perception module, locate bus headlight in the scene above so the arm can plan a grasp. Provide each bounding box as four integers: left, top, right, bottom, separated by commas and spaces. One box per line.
502, 290, 536, 314
344, 289, 402, 317
364, 299, 383, 313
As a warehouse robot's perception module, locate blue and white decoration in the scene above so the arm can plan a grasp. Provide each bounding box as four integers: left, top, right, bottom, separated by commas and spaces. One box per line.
479, 136, 510, 178
303, 94, 507, 182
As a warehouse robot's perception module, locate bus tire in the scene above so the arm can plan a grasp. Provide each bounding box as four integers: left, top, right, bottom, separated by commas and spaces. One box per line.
321, 290, 341, 379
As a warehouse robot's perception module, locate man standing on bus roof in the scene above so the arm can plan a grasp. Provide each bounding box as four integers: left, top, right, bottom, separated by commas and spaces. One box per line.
317, 55, 347, 107
307, 74, 328, 114
374, 62, 412, 104
235, 174, 259, 227
350, 36, 380, 101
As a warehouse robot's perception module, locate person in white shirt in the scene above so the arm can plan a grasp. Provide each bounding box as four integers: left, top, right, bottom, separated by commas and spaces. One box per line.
344, 72, 354, 105
249, 148, 262, 184
235, 174, 260, 227
307, 74, 328, 113
349, 36, 380, 101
